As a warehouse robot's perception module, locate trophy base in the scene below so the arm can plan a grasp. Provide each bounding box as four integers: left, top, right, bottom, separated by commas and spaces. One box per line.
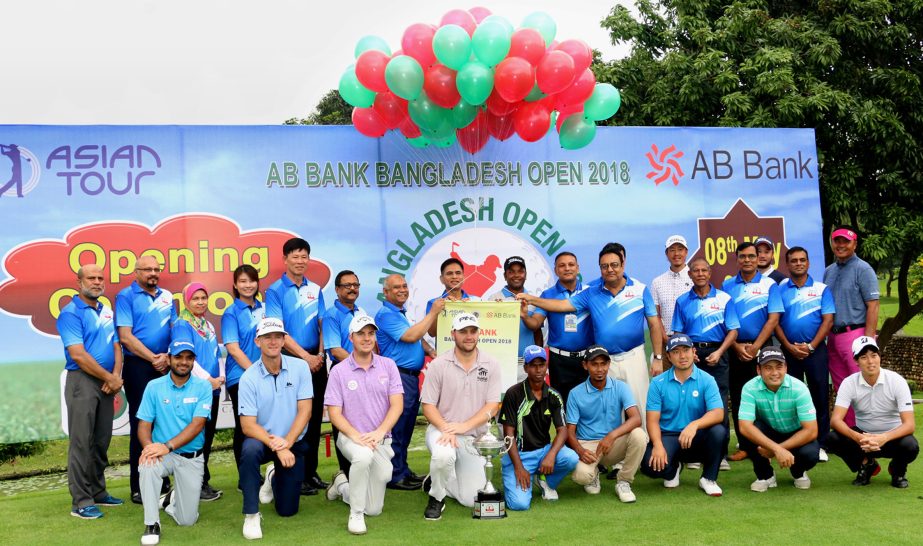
472, 490, 506, 519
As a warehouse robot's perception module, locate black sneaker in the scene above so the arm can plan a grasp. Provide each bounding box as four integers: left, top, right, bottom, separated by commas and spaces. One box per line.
305, 475, 329, 489
200, 483, 222, 502
852, 459, 881, 486
140, 522, 161, 545
423, 495, 445, 521
159, 488, 173, 510
300, 482, 318, 496
891, 475, 910, 488
131, 492, 142, 505
421, 474, 432, 494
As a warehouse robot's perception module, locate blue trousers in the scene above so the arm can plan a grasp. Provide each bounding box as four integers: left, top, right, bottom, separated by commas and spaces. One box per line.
641, 425, 726, 482
390, 370, 420, 483
240, 437, 307, 516
782, 343, 830, 445
501, 444, 579, 511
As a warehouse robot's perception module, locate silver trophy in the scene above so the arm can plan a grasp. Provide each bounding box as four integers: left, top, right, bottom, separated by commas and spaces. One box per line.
468, 412, 513, 519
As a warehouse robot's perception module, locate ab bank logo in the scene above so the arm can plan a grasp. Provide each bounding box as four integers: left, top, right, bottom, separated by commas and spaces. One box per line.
0, 144, 40, 198
645, 144, 685, 186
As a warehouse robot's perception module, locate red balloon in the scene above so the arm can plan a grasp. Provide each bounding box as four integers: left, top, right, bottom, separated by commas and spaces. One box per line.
494, 57, 534, 103
513, 101, 551, 142
536, 50, 576, 94
355, 50, 390, 93
398, 116, 422, 138
457, 111, 490, 154
556, 68, 596, 109
468, 6, 492, 23
509, 28, 546, 66
555, 40, 592, 74
352, 107, 387, 138
440, 9, 477, 36
402, 23, 437, 67
486, 88, 519, 116
423, 64, 461, 109
486, 111, 516, 141
373, 91, 408, 129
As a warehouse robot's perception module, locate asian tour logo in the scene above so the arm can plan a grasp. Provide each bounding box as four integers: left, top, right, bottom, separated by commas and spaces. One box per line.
645, 144, 685, 186
0, 144, 40, 198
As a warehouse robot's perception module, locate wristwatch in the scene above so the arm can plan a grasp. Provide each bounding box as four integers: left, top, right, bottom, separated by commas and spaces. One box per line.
807, 343, 815, 353
653, 354, 663, 360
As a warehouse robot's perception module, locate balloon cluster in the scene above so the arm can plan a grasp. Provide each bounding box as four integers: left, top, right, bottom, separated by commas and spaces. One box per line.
339, 8, 621, 153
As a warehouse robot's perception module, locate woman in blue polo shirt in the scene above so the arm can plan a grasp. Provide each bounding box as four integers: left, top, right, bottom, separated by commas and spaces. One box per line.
221, 265, 264, 473
172, 281, 224, 502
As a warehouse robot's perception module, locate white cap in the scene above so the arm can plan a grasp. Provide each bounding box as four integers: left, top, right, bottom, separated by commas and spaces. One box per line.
348, 314, 377, 334
256, 317, 287, 337
665, 235, 687, 249
851, 335, 879, 358
452, 312, 480, 331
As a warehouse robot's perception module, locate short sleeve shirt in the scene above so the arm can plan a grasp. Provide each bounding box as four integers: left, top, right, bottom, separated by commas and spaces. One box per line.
569, 275, 657, 354
421, 349, 502, 437
221, 298, 265, 387
647, 365, 723, 433
670, 285, 740, 343
115, 281, 176, 355
777, 276, 836, 343
375, 301, 424, 370
323, 301, 367, 362
738, 375, 816, 433
650, 267, 692, 334
57, 297, 119, 372
238, 355, 314, 441
721, 271, 784, 341
834, 369, 913, 434
534, 280, 594, 351
325, 353, 404, 435
565, 377, 637, 441
172, 318, 221, 380
823, 254, 880, 327
136, 375, 213, 453
499, 380, 565, 452
487, 286, 536, 356
264, 275, 325, 351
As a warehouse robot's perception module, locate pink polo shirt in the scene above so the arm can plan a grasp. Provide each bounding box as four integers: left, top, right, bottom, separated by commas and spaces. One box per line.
325, 353, 404, 435
421, 348, 502, 437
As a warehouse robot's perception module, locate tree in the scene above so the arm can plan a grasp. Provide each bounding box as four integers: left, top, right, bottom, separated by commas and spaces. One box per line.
597, 0, 923, 347
285, 89, 351, 126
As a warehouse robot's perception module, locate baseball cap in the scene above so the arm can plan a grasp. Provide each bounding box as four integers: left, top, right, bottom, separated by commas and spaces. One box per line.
754, 236, 773, 249
851, 336, 879, 358
666, 334, 693, 352
503, 256, 526, 271
583, 344, 610, 361
757, 346, 786, 366
169, 339, 196, 356
831, 228, 858, 241
452, 312, 480, 331
523, 345, 546, 365
665, 235, 687, 249
256, 317, 288, 337
348, 314, 377, 334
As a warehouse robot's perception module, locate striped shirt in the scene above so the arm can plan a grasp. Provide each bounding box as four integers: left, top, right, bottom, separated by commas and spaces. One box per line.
738, 375, 816, 433
650, 266, 692, 335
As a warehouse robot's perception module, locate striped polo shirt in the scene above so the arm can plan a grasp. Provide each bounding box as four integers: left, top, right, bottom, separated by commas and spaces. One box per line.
738, 374, 816, 433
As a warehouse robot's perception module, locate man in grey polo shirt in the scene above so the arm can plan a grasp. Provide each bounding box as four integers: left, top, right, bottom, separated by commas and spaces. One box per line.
650, 235, 692, 344
420, 312, 502, 520
827, 336, 918, 488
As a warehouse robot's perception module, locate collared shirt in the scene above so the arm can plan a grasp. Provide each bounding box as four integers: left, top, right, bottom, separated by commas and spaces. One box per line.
778, 276, 836, 343
569, 275, 657, 354
264, 274, 325, 351
721, 271, 784, 341
823, 254, 880, 327
172, 318, 221, 380
738, 375, 816, 433
322, 300, 367, 363
565, 377, 637, 441
487, 286, 536, 355
421, 348, 502, 437
325, 353, 403, 435
647, 365, 723, 433
534, 280, 594, 351
500, 380, 566, 452
221, 298, 265, 387
136, 374, 213, 453
115, 281, 176, 355
650, 266, 692, 334
761, 266, 788, 285
835, 368, 914, 434
375, 301, 425, 370
58, 296, 119, 372
238, 355, 313, 441
426, 289, 474, 314
671, 285, 739, 343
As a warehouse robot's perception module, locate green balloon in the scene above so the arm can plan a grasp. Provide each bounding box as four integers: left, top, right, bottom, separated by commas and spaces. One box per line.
433, 133, 457, 148
584, 84, 622, 121
521, 12, 556, 47
472, 20, 512, 67
338, 65, 375, 108
456, 61, 494, 105
548, 111, 558, 134
559, 115, 596, 150
433, 25, 471, 71
407, 136, 430, 148
525, 83, 546, 102
425, 118, 456, 140
408, 93, 450, 131
354, 35, 391, 58
385, 55, 424, 101
482, 15, 514, 35
451, 100, 478, 128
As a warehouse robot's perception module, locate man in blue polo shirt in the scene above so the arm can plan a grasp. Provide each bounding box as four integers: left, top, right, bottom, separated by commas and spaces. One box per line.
722, 241, 784, 461
425, 257, 473, 337
264, 237, 327, 494
137, 338, 213, 546
58, 264, 124, 519
488, 256, 543, 381
775, 246, 835, 461
641, 334, 726, 497
238, 317, 313, 540
116, 254, 177, 503
376, 273, 444, 490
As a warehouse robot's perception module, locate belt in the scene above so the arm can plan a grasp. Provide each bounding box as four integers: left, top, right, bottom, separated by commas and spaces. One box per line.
398, 367, 421, 377
176, 449, 204, 459
548, 347, 585, 358
692, 342, 721, 348
831, 323, 865, 335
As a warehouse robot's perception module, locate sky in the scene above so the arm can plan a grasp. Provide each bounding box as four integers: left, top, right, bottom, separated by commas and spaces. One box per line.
0, 0, 631, 125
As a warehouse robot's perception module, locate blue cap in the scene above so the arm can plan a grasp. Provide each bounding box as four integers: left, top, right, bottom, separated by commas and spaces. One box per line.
169, 339, 196, 356
666, 334, 693, 352
523, 345, 546, 365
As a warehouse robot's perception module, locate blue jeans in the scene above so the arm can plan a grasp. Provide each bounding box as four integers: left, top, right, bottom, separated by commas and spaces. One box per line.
641, 425, 726, 482
390, 370, 420, 483
239, 437, 307, 516
501, 444, 579, 511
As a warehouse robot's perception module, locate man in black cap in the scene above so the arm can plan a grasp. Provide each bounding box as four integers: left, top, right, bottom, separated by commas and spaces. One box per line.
489, 256, 543, 381
754, 236, 787, 284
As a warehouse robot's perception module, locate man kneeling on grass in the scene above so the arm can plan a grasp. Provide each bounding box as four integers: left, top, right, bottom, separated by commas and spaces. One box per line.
498, 345, 579, 510
324, 315, 404, 535
738, 346, 819, 492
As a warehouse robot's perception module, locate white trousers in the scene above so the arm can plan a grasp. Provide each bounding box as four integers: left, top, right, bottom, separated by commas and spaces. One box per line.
608, 345, 650, 425
425, 425, 486, 507
140, 452, 203, 526
336, 435, 394, 516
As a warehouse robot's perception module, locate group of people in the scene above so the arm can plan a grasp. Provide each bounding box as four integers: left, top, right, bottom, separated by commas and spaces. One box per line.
56, 228, 918, 543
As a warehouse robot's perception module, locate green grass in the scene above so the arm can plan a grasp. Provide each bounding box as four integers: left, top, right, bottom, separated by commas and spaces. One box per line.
2, 409, 922, 545
0, 361, 65, 443
879, 278, 923, 336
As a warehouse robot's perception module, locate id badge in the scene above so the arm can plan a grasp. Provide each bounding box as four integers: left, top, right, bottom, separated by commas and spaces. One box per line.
564, 314, 578, 332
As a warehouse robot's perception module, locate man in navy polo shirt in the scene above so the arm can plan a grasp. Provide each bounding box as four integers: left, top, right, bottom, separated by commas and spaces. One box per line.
488, 256, 543, 381
722, 241, 784, 461
425, 257, 473, 337
264, 237, 327, 494
641, 334, 726, 497
238, 317, 313, 540
137, 338, 213, 546
775, 246, 835, 461
116, 254, 177, 503
376, 274, 444, 490
755, 236, 788, 284
58, 264, 124, 519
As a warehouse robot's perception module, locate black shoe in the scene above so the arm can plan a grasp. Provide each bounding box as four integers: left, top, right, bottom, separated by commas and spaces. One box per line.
300, 482, 318, 496
160, 478, 171, 495
605, 467, 619, 480
423, 495, 445, 521
160, 488, 173, 510
387, 477, 422, 491
141, 522, 161, 545
131, 492, 142, 505
305, 475, 329, 489
421, 474, 432, 494
407, 471, 425, 484
200, 482, 222, 502
852, 459, 881, 486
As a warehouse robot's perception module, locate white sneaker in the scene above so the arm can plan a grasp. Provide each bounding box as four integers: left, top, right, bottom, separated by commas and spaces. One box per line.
616, 480, 636, 503
794, 472, 811, 490
719, 458, 731, 471
750, 475, 778, 492
664, 464, 682, 488
326, 471, 347, 501
685, 462, 702, 470
535, 476, 558, 500
348, 512, 367, 535
583, 472, 601, 495
699, 477, 723, 497
259, 464, 275, 505
243, 513, 262, 540
818, 448, 829, 463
